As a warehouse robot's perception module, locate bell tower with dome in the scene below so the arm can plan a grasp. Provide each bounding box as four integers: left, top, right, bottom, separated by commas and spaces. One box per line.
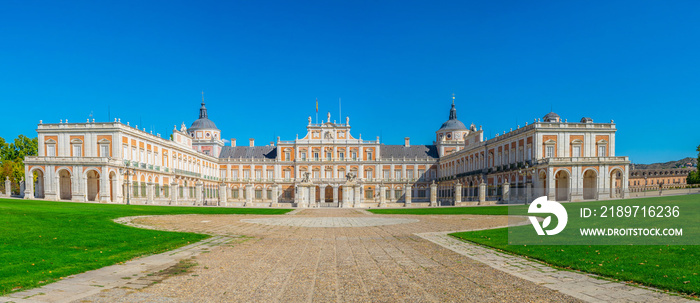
435, 96, 474, 157
188, 100, 224, 157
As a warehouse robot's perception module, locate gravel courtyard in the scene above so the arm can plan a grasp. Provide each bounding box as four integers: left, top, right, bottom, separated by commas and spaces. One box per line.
82, 209, 580, 303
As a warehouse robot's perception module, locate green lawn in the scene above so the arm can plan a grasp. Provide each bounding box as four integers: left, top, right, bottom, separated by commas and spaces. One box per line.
0, 199, 289, 295
447, 195, 700, 296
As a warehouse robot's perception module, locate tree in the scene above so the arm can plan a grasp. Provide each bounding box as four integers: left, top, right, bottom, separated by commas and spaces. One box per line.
688, 145, 700, 185
0, 135, 39, 188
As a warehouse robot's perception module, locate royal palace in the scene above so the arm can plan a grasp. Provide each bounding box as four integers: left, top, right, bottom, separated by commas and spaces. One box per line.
22, 98, 630, 207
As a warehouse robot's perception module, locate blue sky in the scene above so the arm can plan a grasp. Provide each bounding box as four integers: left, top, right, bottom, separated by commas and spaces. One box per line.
1, 1, 699, 164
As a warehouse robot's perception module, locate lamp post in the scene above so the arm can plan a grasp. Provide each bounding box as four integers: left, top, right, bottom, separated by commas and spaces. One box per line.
120, 168, 133, 205
518, 163, 535, 204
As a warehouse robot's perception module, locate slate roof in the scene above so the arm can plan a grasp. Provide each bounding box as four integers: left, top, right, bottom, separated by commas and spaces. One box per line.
438, 102, 467, 131
219, 146, 277, 159
380, 144, 439, 159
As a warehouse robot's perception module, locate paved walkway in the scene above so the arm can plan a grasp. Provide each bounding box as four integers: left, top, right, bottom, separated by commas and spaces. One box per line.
417, 231, 692, 303
1, 208, 692, 302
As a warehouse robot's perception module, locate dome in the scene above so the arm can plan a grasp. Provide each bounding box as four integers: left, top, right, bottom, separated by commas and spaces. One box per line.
543, 112, 560, 122
438, 102, 467, 130
189, 103, 219, 131
189, 117, 218, 130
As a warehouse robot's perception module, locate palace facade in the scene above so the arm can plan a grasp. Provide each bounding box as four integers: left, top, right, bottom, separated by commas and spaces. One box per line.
23, 98, 630, 207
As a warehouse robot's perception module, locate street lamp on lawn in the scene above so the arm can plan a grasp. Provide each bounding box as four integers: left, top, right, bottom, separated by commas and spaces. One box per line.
120, 168, 133, 205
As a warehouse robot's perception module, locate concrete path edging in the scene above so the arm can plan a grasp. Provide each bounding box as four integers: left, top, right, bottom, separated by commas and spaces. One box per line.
416, 231, 694, 303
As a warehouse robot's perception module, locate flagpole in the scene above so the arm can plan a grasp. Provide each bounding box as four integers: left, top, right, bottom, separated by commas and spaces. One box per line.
339, 98, 341, 123
315, 98, 318, 124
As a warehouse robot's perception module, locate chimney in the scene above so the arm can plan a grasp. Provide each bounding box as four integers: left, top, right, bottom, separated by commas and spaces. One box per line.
249, 138, 254, 147
269, 141, 274, 146
231, 138, 236, 147
404, 137, 410, 147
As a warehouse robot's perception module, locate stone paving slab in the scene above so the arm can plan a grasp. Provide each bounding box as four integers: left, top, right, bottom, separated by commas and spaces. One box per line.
416, 231, 694, 303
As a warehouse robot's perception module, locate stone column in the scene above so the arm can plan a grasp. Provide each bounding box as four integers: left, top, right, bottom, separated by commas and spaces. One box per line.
502, 182, 510, 204
454, 182, 462, 205
526, 182, 532, 204
171, 182, 179, 205
332, 185, 339, 205
309, 185, 316, 208
195, 181, 203, 205
245, 184, 253, 206
24, 171, 33, 199
430, 181, 437, 207
404, 184, 412, 207
354, 185, 361, 207
19, 179, 25, 198
100, 171, 109, 203
479, 182, 486, 203
379, 185, 386, 207
147, 182, 155, 204
219, 184, 227, 206
547, 167, 556, 201
341, 185, 349, 208
271, 184, 279, 207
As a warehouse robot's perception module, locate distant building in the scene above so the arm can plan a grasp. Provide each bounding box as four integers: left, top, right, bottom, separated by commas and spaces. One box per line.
629, 168, 695, 189
23, 96, 630, 206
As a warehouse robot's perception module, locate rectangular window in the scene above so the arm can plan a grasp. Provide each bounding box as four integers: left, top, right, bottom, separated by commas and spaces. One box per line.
221, 170, 227, 179
351, 152, 357, 160
384, 170, 390, 180
365, 189, 373, 199
325, 171, 332, 179
47, 145, 56, 157
255, 170, 261, 180
232, 170, 238, 179
233, 190, 239, 198
598, 145, 606, 157
395, 171, 402, 180
155, 184, 160, 198
326, 152, 332, 161
339, 152, 344, 160
73, 145, 82, 157
572, 146, 581, 157
301, 152, 306, 160
527, 145, 532, 160
285, 152, 290, 161
313, 171, 320, 179
255, 189, 262, 199
385, 190, 391, 199
132, 147, 136, 160
407, 170, 414, 180
122, 145, 128, 159
418, 190, 426, 197
284, 170, 290, 180
367, 152, 373, 160
140, 149, 144, 162
243, 171, 250, 179
366, 171, 373, 179
267, 170, 273, 180
395, 189, 403, 199
133, 181, 138, 197
546, 146, 554, 158
314, 152, 319, 160
267, 189, 272, 200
